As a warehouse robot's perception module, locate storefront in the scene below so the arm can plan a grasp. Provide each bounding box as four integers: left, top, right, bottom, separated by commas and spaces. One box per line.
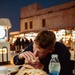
10, 28, 75, 47
52, 28, 75, 49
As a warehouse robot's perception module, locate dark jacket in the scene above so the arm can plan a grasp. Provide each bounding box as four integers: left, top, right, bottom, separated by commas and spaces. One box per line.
13, 42, 73, 75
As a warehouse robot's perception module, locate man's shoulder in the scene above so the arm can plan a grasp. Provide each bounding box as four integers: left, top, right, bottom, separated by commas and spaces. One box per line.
55, 42, 66, 47
54, 42, 69, 51
54, 42, 70, 57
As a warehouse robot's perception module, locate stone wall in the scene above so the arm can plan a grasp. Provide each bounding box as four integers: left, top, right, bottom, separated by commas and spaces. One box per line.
20, 1, 75, 32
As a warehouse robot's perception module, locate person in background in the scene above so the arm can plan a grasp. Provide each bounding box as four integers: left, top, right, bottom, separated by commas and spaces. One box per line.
13, 30, 73, 75
67, 38, 72, 49
20, 37, 25, 49
60, 38, 63, 44
24, 38, 29, 48
29, 38, 33, 44
14, 37, 21, 53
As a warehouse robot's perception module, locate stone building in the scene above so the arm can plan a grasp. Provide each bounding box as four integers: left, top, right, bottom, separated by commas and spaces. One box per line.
10, 1, 75, 59
19, 1, 75, 49
10, 1, 75, 47
20, 1, 75, 32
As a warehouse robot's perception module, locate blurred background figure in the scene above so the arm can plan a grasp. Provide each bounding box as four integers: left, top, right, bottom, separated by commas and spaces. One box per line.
14, 37, 21, 53
67, 38, 72, 49
60, 38, 64, 44
29, 38, 33, 44
24, 37, 29, 49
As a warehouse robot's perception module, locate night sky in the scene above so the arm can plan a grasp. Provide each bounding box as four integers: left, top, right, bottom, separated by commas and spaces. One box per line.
0, 0, 72, 32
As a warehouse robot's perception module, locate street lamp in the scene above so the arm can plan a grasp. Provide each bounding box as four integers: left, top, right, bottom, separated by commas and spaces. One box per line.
0, 18, 12, 64
0, 18, 12, 41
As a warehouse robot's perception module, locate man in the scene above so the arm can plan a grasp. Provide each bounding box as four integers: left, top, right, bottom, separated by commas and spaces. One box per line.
13, 30, 72, 75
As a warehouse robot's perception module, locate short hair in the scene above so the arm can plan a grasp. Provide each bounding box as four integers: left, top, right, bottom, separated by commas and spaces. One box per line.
34, 30, 56, 49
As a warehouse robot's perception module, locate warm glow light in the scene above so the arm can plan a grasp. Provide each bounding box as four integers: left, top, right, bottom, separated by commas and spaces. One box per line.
0, 48, 7, 54
25, 33, 37, 40
0, 26, 6, 39
19, 34, 24, 37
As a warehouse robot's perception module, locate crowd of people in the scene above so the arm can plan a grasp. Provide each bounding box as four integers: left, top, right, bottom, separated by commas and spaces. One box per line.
10, 37, 33, 53
59, 37, 75, 50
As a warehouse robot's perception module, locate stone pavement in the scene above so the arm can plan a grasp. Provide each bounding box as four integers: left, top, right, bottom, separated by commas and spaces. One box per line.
10, 51, 19, 65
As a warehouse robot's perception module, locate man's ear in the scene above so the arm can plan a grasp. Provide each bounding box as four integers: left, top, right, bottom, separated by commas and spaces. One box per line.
49, 48, 55, 53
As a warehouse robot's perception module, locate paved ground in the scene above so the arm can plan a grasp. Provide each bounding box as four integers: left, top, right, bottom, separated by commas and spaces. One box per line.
10, 51, 19, 65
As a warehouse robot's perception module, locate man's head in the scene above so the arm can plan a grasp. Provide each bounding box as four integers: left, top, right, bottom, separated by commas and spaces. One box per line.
33, 30, 56, 58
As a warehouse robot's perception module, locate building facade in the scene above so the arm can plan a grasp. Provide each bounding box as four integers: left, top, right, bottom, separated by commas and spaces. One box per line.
10, 1, 75, 50
20, 1, 75, 32
19, 1, 75, 49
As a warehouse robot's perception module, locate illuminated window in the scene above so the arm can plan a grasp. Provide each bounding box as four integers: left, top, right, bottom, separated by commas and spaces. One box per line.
0, 48, 7, 54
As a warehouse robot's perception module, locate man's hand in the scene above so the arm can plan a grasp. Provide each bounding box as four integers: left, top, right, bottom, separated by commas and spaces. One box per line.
18, 51, 35, 61
18, 51, 44, 69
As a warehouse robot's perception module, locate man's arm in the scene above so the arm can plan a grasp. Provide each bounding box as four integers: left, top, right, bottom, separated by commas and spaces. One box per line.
59, 50, 71, 75
13, 43, 33, 65
54, 42, 71, 75
58, 44, 71, 75
13, 55, 25, 65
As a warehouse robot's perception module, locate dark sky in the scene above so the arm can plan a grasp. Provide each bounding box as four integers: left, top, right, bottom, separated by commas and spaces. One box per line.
0, 0, 72, 32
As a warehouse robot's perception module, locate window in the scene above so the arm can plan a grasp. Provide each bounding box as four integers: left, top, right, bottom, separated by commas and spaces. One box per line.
29, 21, 33, 29
25, 22, 28, 30
42, 19, 46, 27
